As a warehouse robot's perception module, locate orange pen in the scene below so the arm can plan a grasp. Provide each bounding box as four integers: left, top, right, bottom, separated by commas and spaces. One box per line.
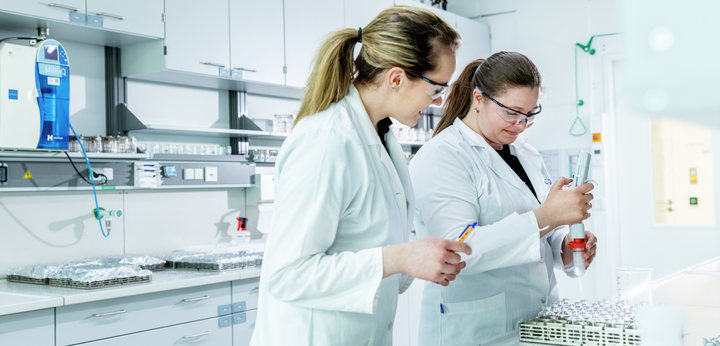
457, 222, 478, 243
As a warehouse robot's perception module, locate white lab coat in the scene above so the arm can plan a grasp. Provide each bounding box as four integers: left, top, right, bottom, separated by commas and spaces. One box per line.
409, 118, 575, 345
250, 85, 414, 346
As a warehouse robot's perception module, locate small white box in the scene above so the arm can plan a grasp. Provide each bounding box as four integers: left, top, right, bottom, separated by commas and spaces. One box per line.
204, 167, 218, 182
194, 168, 204, 180
183, 168, 194, 180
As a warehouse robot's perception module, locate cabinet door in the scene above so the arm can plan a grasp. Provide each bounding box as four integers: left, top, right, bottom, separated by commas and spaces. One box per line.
454, 16, 490, 83
344, 0, 394, 30
56, 282, 231, 346
232, 309, 257, 346
79, 316, 233, 346
0, 0, 85, 22
0, 309, 54, 346
284, 0, 344, 88
164, 0, 230, 76
229, 0, 285, 85
86, 0, 164, 38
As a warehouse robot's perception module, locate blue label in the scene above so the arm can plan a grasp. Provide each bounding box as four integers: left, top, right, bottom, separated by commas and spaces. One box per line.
8, 89, 18, 100
38, 63, 67, 78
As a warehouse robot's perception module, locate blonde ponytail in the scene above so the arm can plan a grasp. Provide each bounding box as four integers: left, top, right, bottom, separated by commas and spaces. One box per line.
296, 29, 358, 122
296, 5, 461, 125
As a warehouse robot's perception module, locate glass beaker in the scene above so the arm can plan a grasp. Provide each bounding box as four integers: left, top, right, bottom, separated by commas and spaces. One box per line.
102, 136, 117, 153
616, 268, 652, 306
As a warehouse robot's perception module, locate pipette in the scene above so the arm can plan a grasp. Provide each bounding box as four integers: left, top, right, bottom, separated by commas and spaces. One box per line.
568, 151, 591, 277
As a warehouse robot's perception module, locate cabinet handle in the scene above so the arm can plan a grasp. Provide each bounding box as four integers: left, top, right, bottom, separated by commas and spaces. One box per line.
200, 62, 226, 68
48, 3, 79, 12
182, 295, 210, 302
183, 331, 211, 339
96, 12, 124, 20
250, 287, 259, 293
233, 67, 257, 73
92, 309, 126, 317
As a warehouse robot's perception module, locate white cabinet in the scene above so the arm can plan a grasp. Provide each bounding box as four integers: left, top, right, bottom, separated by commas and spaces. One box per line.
0, 0, 86, 23
232, 309, 257, 346
344, 0, 394, 30
165, 0, 231, 76
56, 282, 232, 345
229, 0, 285, 85
284, 0, 345, 88
79, 316, 233, 346
454, 15, 491, 82
0, 309, 54, 346
86, 0, 164, 38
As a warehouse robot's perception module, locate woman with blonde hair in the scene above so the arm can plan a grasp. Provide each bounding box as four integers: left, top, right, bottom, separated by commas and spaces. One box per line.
250, 6, 472, 346
410, 53, 598, 344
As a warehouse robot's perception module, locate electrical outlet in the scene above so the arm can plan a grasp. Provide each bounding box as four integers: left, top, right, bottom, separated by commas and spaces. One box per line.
194, 168, 204, 180
91, 167, 113, 180
205, 167, 218, 182
183, 168, 194, 180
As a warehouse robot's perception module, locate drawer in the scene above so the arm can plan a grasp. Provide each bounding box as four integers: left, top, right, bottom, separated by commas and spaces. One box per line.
231, 278, 259, 312
57, 282, 231, 345
0, 309, 54, 346
233, 309, 258, 346
78, 315, 233, 346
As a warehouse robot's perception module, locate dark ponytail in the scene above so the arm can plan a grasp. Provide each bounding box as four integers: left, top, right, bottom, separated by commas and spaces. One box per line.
434, 52, 542, 136
435, 58, 484, 136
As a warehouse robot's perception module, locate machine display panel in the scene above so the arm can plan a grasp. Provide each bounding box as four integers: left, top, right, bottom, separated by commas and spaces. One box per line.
44, 45, 59, 61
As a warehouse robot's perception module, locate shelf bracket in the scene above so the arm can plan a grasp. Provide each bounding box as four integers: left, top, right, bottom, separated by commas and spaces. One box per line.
120, 103, 147, 132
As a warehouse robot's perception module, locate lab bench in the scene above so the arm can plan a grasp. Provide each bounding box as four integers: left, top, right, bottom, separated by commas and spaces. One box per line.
0, 268, 261, 346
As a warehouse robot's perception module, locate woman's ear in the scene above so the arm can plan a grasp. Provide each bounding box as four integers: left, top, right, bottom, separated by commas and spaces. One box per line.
472, 88, 484, 107
386, 67, 404, 90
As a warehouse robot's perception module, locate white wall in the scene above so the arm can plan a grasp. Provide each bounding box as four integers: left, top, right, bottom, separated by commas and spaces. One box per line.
0, 31, 108, 137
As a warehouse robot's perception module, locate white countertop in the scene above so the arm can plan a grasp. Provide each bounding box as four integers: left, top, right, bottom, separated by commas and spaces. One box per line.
0, 267, 261, 316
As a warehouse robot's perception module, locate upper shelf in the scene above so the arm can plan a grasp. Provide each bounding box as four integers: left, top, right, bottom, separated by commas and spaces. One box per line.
0, 10, 160, 48
127, 125, 290, 140
126, 69, 303, 100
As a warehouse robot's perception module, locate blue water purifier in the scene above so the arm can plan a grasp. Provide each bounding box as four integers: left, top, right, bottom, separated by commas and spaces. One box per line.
0, 39, 70, 151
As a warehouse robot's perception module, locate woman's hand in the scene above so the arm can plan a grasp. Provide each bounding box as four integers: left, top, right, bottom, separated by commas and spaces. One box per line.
562, 230, 598, 269
534, 177, 594, 232
383, 238, 472, 286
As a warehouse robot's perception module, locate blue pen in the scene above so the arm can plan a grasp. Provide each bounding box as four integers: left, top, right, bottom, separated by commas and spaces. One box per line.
440, 303, 444, 314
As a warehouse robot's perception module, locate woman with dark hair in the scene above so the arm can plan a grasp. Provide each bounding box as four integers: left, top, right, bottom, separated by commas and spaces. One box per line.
409, 53, 599, 344
251, 6, 472, 346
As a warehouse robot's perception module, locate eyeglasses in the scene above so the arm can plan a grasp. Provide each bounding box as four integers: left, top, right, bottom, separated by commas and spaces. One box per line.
476, 86, 541, 126
405, 70, 449, 100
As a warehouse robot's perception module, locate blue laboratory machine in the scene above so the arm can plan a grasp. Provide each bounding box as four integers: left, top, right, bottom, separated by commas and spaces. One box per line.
0, 36, 70, 151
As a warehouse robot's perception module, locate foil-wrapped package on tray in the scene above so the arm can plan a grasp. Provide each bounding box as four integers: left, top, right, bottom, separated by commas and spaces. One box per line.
156, 251, 263, 271
85, 254, 166, 272
6, 259, 103, 285
48, 264, 152, 290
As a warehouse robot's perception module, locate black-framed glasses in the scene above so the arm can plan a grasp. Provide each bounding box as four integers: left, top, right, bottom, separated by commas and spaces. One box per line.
476, 86, 541, 126
405, 70, 449, 100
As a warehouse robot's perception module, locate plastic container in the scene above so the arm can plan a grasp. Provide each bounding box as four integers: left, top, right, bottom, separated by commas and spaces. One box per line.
616, 268, 652, 306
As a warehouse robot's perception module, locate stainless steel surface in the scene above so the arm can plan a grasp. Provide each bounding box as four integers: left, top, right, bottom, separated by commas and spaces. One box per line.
96, 12, 124, 20
183, 331, 211, 339
182, 295, 210, 302
200, 62, 226, 68
48, 3, 79, 12
92, 309, 126, 317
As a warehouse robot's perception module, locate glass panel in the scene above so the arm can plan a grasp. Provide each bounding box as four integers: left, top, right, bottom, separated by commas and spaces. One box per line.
652, 116, 715, 225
